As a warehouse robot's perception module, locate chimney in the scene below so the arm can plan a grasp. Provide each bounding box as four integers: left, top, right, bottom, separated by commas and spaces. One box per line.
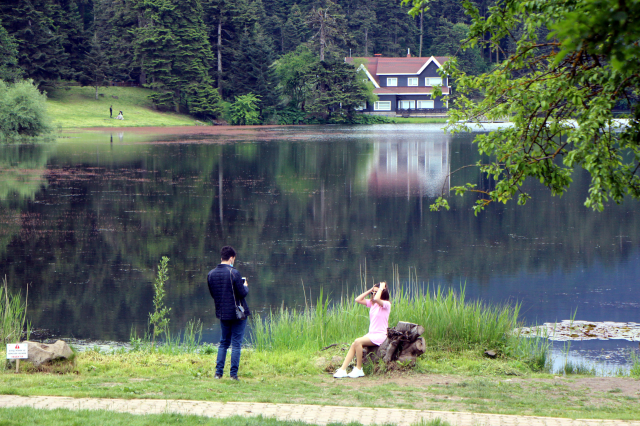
407, 48, 411, 57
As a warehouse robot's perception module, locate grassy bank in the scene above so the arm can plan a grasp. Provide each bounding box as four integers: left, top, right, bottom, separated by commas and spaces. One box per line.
2, 270, 638, 421
46, 86, 199, 128
252, 268, 547, 371
391, 117, 448, 123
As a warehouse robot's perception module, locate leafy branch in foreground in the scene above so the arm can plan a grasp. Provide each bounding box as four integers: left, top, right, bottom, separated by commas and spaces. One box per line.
433, 0, 640, 215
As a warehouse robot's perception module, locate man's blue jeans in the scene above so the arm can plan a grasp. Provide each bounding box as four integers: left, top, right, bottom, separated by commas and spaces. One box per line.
216, 318, 247, 377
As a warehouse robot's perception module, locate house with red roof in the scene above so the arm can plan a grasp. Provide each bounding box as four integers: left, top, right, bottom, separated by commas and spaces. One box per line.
345, 54, 450, 115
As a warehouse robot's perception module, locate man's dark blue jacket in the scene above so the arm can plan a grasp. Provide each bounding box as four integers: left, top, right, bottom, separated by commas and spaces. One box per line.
207, 264, 250, 320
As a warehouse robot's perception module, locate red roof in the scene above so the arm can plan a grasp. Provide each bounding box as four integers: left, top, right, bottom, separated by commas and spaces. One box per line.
346, 56, 449, 76
373, 87, 449, 95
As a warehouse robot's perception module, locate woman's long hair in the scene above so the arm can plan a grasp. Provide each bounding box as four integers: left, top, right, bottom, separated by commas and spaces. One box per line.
373, 282, 390, 301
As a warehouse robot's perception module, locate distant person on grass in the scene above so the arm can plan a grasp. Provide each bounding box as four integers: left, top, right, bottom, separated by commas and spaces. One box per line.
334, 281, 391, 379
116, 111, 124, 120
110, 105, 112, 118
207, 246, 250, 381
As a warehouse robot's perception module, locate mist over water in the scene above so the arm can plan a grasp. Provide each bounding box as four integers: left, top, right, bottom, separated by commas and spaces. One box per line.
0, 125, 638, 365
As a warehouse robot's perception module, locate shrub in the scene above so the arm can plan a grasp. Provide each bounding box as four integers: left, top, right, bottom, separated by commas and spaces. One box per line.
229, 93, 261, 125
0, 79, 51, 139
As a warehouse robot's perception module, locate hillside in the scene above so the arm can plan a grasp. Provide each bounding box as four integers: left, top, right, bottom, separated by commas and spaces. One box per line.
46, 86, 199, 128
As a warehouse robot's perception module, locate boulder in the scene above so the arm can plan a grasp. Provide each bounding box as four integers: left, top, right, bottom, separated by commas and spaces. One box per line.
24, 340, 73, 366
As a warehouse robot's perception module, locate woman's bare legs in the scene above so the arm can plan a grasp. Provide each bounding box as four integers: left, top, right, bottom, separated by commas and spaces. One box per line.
340, 336, 375, 370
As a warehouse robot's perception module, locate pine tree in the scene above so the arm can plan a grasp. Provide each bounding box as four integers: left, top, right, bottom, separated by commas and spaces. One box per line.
230, 23, 278, 110
0, 20, 22, 82
83, 32, 110, 100
282, 4, 307, 53
134, 0, 216, 113
0, 0, 69, 88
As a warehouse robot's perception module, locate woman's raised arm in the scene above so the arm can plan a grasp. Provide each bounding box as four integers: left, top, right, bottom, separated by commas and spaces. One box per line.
354, 288, 373, 306
372, 281, 386, 306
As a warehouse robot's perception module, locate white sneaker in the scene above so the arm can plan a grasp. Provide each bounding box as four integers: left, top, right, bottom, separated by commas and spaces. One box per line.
347, 367, 365, 378
333, 368, 348, 378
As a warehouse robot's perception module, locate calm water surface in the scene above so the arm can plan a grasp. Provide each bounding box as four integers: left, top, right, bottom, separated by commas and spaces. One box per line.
0, 124, 638, 368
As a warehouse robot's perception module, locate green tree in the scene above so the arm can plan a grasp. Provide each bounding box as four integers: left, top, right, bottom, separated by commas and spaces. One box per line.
134, 0, 215, 113
0, 21, 21, 82
0, 79, 51, 139
0, 0, 69, 88
431, 0, 640, 214
282, 4, 308, 53
304, 60, 370, 122
274, 46, 317, 109
83, 33, 111, 100
307, 1, 350, 61
231, 23, 279, 110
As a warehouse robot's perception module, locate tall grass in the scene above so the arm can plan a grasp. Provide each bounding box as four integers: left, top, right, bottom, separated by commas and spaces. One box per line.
252, 266, 524, 355
0, 276, 31, 347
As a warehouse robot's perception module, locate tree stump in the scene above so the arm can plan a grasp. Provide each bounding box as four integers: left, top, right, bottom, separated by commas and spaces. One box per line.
363, 321, 426, 368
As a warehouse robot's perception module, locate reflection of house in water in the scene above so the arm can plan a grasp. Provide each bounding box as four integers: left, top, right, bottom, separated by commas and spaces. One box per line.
367, 134, 450, 197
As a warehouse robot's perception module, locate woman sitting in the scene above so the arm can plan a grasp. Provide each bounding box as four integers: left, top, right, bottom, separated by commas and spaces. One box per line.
334, 281, 391, 378
116, 111, 124, 120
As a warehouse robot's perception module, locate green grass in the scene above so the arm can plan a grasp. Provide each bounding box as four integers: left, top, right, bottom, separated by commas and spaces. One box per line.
45, 86, 200, 128
1, 347, 638, 420
391, 117, 448, 123
252, 267, 543, 371
0, 407, 352, 426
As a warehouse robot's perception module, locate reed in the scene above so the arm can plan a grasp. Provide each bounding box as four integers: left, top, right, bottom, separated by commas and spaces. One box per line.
251, 266, 525, 356
0, 276, 30, 347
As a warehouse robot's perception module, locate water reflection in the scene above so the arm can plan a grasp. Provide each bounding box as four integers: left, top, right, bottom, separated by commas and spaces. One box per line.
366, 134, 450, 197
0, 125, 637, 365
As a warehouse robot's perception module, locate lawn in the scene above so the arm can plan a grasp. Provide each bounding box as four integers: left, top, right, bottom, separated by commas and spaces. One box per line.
45, 86, 199, 128
1, 347, 638, 422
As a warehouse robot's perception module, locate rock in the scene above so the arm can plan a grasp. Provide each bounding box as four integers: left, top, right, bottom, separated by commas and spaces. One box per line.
112, 95, 119, 99
25, 340, 73, 366
484, 350, 497, 358
314, 357, 328, 369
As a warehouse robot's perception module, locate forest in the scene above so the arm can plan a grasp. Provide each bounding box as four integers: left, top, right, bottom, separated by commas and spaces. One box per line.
0, 0, 495, 124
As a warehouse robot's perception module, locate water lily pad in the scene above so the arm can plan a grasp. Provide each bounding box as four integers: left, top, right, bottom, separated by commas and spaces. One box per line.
515, 320, 640, 341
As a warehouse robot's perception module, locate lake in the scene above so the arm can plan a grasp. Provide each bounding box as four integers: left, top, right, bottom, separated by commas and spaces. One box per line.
1, 124, 638, 370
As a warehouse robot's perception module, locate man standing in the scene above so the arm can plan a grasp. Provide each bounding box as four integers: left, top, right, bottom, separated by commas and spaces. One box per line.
207, 246, 250, 380
110, 105, 113, 118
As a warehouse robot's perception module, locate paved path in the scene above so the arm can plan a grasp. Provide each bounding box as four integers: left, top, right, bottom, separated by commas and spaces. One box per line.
0, 395, 638, 425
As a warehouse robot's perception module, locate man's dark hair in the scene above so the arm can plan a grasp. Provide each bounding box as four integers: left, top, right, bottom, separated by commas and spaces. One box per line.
220, 246, 236, 261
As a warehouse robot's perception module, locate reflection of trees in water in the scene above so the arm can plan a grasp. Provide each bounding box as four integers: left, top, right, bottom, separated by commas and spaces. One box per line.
0, 133, 638, 340
364, 134, 450, 197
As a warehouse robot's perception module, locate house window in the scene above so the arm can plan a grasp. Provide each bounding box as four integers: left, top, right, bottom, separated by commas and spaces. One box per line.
374, 101, 391, 111
417, 100, 434, 109
408, 78, 418, 86
399, 100, 415, 110
387, 78, 397, 87
425, 77, 443, 86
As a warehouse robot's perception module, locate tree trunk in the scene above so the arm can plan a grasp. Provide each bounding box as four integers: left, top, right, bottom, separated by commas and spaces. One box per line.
364, 27, 368, 57
320, 14, 326, 61
362, 322, 426, 367
95, 84, 98, 100
217, 18, 223, 96
419, 10, 423, 57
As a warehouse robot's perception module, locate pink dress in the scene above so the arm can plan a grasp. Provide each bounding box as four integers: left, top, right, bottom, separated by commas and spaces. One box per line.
365, 299, 391, 345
